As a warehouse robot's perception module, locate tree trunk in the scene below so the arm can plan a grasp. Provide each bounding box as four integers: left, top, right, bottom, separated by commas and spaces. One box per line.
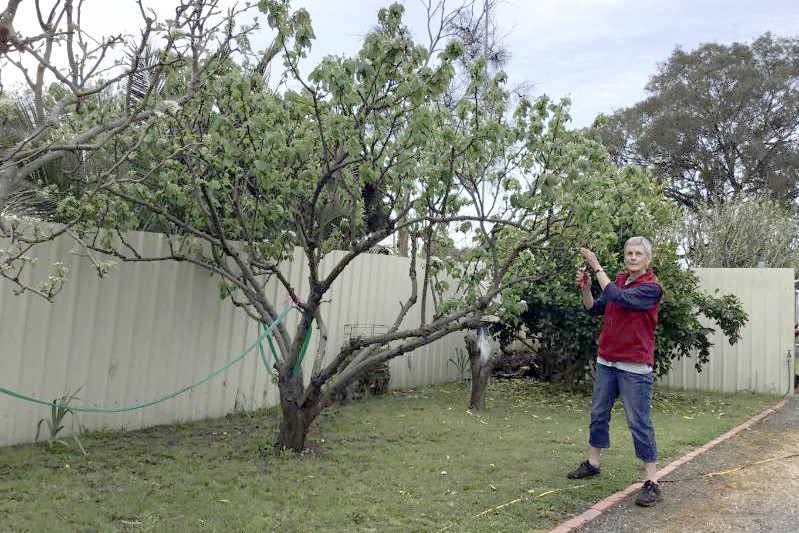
397, 226, 409, 256
277, 402, 312, 452
275, 373, 321, 452
465, 329, 497, 410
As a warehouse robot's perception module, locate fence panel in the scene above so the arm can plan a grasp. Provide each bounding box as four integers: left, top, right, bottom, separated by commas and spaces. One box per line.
0, 233, 464, 446
4, 231, 792, 447
659, 268, 794, 396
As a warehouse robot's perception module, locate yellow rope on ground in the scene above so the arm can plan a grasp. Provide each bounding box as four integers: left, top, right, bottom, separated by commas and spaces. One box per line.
530, 484, 585, 498
468, 484, 587, 521
704, 452, 799, 477
472, 497, 526, 518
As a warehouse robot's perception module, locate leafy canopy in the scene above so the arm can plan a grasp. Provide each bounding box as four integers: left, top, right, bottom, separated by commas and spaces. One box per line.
597, 33, 799, 210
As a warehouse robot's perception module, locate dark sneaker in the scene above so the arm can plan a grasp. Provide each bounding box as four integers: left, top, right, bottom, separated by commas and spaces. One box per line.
566, 461, 600, 479
635, 480, 663, 507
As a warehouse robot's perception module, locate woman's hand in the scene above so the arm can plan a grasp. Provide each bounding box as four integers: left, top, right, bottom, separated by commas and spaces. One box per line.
578, 247, 602, 272
576, 268, 590, 289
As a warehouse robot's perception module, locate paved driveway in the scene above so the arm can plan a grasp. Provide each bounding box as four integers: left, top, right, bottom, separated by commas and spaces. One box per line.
574, 395, 799, 533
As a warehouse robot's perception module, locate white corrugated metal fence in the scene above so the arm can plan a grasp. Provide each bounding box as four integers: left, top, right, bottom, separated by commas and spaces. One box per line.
0, 232, 465, 446
1, 233, 794, 447
659, 268, 794, 396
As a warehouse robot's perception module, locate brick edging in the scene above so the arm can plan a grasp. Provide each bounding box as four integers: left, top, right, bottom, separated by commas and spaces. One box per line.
542, 397, 791, 533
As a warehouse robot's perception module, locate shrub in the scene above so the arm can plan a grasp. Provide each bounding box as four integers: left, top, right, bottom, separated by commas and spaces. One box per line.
498, 234, 747, 383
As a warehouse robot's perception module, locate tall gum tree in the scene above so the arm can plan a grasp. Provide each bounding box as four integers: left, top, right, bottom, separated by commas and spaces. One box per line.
595, 33, 799, 267
2, 0, 664, 451
597, 33, 799, 210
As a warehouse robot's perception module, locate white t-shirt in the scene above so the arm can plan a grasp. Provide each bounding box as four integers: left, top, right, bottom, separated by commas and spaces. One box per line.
597, 356, 652, 375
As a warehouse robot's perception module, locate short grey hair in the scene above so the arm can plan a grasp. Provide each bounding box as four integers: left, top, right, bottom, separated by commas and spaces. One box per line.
624, 236, 653, 256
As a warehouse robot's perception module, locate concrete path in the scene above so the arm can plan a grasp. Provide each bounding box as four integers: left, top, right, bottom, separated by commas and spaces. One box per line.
547, 395, 799, 533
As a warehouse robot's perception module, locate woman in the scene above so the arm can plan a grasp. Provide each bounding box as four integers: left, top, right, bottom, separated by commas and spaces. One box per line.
567, 236, 663, 507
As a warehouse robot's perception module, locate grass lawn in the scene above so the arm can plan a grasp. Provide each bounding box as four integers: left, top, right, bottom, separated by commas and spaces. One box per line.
0, 379, 780, 532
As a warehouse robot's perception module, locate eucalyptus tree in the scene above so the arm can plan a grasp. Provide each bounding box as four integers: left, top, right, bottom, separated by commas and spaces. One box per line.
597, 33, 799, 210
2, 0, 665, 451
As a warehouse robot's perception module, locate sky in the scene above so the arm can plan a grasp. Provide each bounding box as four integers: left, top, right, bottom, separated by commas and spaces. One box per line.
292, 0, 799, 127
5, 0, 799, 128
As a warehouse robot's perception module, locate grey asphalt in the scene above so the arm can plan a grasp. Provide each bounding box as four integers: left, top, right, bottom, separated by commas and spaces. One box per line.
575, 394, 799, 533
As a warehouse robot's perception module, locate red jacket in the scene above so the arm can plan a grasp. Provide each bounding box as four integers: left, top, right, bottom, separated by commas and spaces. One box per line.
592, 269, 662, 366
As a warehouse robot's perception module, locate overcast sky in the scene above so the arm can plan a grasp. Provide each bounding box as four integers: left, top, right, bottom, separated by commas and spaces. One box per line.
7, 0, 799, 127
294, 0, 799, 127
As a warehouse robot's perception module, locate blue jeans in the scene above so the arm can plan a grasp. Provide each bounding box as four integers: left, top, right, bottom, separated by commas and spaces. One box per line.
589, 363, 658, 463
